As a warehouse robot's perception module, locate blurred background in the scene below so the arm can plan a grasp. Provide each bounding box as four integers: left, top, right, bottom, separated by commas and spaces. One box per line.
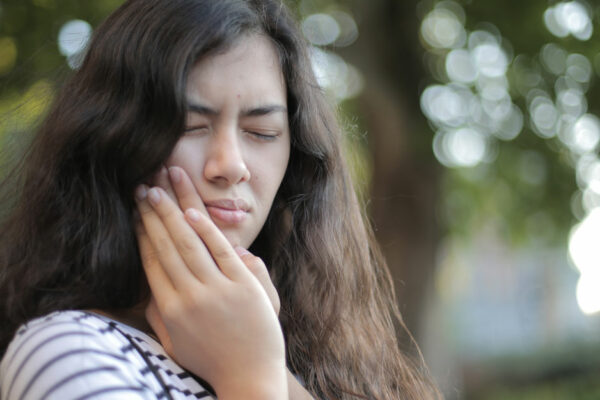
1, 0, 600, 398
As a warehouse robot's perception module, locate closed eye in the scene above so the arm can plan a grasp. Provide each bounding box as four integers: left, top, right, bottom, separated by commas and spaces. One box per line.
184, 126, 209, 136
245, 130, 279, 141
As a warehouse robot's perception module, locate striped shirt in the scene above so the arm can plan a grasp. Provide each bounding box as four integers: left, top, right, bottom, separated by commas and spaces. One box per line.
0, 311, 215, 400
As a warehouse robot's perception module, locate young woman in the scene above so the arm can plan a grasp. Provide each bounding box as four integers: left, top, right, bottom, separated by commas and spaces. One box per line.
0, 0, 440, 399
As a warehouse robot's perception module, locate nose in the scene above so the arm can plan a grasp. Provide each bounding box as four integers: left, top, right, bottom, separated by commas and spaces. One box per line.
203, 128, 250, 185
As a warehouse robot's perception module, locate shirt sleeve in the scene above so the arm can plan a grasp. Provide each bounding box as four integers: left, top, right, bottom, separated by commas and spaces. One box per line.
1, 313, 159, 400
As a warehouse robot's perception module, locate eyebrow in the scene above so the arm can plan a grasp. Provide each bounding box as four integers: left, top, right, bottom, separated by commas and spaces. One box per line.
187, 102, 287, 117
187, 103, 218, 116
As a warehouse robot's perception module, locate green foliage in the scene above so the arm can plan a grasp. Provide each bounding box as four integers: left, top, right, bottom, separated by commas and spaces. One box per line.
421, 0, 600, 246
480, 372, 600, 400
440, 132, 578, 246
0, 0, 124, 164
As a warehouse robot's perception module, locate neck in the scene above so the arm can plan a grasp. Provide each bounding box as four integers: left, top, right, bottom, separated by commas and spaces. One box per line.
90, 302, 153, 336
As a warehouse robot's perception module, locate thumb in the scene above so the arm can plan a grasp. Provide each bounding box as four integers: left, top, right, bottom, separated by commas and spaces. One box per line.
235, 247, 280, 316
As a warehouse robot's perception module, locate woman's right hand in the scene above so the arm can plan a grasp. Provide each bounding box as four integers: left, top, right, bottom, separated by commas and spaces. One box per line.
134, 170, 287, 400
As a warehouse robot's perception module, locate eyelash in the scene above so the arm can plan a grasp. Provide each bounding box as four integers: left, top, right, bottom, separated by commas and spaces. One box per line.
245, 131, 278, 141
184, 126, 209, 135
184, 126, 278, 142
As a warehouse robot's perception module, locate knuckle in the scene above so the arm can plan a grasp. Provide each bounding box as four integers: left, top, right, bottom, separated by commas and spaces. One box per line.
154, 236, 172, 254
177, 234, 197, 255
140, 248, 160, 266
248, 256, 268, 275
251, 255, 266, 268
138, 205, 154, 216
213, 246, 234, 262
246, 259, 261, 273
159, 204, 179, 220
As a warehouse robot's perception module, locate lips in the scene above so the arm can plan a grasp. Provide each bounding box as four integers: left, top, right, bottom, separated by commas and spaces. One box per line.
204, 199, 249, 224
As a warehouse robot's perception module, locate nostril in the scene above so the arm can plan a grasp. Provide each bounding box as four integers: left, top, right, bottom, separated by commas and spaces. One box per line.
204, 154, 250, 184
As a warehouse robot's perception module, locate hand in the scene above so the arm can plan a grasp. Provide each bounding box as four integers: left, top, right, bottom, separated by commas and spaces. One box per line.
145, 167, 311, 399
135, 171, 287, 400
151, 166, 282, 316
151, 166, 281, 315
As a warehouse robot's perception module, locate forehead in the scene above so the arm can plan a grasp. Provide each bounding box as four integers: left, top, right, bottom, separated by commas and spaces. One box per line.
186, 35, 286, 105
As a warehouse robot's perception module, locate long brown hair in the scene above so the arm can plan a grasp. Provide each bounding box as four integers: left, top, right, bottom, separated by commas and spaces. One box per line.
0, 0, 440, 398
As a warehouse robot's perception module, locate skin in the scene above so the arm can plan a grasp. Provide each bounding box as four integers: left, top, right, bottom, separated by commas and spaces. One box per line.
136, 182, 286, 400
167, 33, 291, 248
133, 35, 314, 399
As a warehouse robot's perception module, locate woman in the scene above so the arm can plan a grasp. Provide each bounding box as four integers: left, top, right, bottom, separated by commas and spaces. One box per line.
0, 0, 440, 399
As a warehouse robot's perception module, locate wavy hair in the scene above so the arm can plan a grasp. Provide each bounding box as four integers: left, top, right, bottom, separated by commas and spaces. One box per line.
0, 0, 440, 398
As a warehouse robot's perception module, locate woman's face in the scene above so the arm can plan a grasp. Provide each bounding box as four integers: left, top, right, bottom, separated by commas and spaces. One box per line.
166, 35, 290, 248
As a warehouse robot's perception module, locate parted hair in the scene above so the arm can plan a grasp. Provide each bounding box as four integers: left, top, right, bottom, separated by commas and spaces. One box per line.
0, 0, 440, 398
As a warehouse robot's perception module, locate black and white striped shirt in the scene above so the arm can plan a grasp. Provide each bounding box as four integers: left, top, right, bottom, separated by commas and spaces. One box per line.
0, 311, 215, 399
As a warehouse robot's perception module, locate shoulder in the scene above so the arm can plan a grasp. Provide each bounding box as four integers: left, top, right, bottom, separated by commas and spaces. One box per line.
0, 310, 157, 400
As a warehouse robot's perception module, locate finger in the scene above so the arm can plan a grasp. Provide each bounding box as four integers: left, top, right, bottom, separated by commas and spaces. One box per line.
235, 247, 280, 315
144, 186, 221, 282
168, 166, 208, 215
184, 207, 246, 280
153, 166, 178, 205
135, 219, 176, 304
145, 297, 174, 356
136, 185, 205, 288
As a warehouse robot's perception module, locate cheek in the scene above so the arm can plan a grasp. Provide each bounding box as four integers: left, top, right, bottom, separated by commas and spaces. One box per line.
165, 142, 184, 166
248, 150, 289, 200
166, 141, 204, 173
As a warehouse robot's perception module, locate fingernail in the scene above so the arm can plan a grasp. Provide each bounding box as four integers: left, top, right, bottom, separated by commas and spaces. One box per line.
168, 166, 181, 183
148, 188, 161, 205
234, 246, 250, 256
135, 185, 148, 200
185, 208, 201, 221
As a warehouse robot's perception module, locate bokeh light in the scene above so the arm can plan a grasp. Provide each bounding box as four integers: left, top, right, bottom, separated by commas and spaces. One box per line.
302, 13, 340, 46
57, 19, 92, 69
433, 127, 488, 168
540, 43, 567, 75
569, 208, 600, 314
421, 84, 473, 128
329, 11, 358, 47
445, 49, 477, 84
420, 0, 600, 323
528, 92, 558, 138
566, 53, 592, 84
303, 11, 361, 102
557, 87, 586, 117
560, 114, 600, 155
544, 1, 593, 41
469, 32, 509, 78
420, 3, 525, 168
420, 5, 466, 49
310, 47, 363, 101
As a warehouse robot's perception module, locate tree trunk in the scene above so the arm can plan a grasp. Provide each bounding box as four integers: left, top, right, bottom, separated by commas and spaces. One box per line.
342, 0, 441, 340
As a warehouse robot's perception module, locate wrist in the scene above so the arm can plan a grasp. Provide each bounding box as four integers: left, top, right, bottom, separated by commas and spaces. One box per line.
215, 364, 288, 400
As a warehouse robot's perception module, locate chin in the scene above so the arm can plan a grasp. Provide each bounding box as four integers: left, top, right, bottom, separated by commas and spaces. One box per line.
218, 226, 258, 250
221, 231, 246, 249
